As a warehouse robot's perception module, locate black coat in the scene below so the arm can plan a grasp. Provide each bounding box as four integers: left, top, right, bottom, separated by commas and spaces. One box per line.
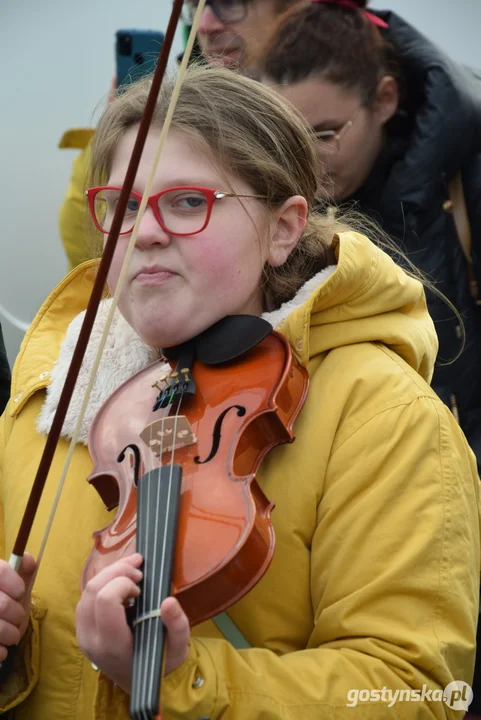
0, 323, 10, 415
351, 10, 481, 465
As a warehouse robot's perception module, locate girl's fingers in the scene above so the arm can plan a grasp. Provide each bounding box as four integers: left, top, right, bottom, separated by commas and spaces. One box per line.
77, 577, 139, 662
0, 619, 21, 647
161, 597, 190, 676
77, 556, 143, 641
0, 562, 27, 601
95, 576, 140, 638
18, 553, 36, 578
0, 554, 37, 602
83, 555, 143, 596
0, 592, 25, 626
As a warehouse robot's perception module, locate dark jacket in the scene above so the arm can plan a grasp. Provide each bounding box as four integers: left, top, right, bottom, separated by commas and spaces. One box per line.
0, 323, 10, 415
350, 10, 481, 465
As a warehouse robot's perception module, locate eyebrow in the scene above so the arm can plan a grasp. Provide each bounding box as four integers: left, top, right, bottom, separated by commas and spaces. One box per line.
161, 177, 219, 187
107, 177, 221, 190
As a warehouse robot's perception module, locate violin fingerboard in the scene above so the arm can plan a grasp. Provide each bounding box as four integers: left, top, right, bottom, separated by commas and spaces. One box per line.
130, 465, 182, 720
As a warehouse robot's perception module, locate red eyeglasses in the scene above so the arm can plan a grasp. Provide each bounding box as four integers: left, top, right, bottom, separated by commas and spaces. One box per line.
86, 185, 267, 237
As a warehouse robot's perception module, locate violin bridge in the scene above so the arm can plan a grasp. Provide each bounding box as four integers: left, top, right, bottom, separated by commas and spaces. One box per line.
139, 416, 197, 458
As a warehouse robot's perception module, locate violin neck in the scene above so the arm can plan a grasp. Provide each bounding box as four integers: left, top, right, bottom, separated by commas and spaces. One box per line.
130, 464, 182, 720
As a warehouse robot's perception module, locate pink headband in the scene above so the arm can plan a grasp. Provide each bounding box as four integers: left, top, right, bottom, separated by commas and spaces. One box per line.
311, 0, 388, 29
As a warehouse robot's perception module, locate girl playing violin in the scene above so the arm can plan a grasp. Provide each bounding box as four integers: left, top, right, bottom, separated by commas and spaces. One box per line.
0, 65, 479, 720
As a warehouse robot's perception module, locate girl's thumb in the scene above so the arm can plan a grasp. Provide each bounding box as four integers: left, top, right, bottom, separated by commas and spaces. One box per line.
17, 553, 37, 585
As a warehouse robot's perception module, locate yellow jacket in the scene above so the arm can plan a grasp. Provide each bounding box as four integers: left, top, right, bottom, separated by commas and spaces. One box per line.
58, 129, 96, 269
1, 232, 479, 719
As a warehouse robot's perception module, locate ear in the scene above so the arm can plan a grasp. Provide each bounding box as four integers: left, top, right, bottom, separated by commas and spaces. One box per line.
266, 195, 308, 268
375, 75, 399, 125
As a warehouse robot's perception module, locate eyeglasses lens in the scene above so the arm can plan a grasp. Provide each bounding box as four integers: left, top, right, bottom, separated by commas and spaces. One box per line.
94, 188, 211, 235
182, 0, 246, 24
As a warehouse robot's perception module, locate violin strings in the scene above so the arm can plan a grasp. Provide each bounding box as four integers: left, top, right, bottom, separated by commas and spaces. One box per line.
145, 412, 165, 720
132, 407, 165, 720
143, 392, 172, 714
149, 385, 185, 709
135, 378, 186, 718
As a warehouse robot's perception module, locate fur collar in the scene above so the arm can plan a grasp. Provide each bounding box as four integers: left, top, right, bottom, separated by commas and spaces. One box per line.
262, 265, 335, 328
37, 265, 336, 444
36, 301, 160, 444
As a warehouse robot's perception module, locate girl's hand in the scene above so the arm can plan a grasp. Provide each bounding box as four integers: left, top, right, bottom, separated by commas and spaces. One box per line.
160, 596, 191, 676
0, 553, 36, 661
76, 554, 191, 693
76, 553, 143, 692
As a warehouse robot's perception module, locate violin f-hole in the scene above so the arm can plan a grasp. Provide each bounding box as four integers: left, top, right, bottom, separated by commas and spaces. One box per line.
194, 404, 246, 464
117, 443, 142, 486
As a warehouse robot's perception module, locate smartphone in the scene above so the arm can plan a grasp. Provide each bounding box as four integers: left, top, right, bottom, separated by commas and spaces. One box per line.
115, 29, 165, 88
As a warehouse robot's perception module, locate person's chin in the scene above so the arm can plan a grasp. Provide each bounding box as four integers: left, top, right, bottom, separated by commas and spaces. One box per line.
137, 321, 187, 350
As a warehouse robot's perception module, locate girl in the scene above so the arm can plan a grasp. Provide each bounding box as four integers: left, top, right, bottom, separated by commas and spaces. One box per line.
0, 65, 478, 719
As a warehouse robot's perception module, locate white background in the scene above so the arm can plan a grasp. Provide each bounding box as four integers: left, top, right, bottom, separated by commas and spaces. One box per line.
1, 0, 480, 363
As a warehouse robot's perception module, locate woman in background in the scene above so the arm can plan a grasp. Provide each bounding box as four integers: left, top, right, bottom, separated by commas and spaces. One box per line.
259, 2, 481, 712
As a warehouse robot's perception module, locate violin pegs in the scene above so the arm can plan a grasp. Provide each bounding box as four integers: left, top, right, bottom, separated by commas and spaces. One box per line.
152, 372, 171, 391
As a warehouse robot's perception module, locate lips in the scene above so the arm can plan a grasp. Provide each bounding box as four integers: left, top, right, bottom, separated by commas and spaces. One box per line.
135, 265, 174, 278
134, 266, 177, 285
206, 46, 240, 55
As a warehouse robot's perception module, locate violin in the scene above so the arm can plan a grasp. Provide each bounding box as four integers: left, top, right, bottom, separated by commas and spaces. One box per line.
82, 315, 309, 719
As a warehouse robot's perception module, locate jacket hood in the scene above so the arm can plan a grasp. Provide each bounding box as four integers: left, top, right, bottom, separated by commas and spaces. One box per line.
375, 10, 481, 184
264, 231, 437, 383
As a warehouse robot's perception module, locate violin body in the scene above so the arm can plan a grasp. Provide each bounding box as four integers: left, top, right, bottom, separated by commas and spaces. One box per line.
83, 329, 308, 626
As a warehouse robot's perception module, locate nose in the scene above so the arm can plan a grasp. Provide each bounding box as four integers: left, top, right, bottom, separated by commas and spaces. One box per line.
135, 207, 171, 249
197, 4, 226, 34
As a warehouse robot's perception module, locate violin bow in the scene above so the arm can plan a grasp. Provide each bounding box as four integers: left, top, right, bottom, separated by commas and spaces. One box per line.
2, 0, 206, 687
17, 0, 207, 583
7, 0, 206, 573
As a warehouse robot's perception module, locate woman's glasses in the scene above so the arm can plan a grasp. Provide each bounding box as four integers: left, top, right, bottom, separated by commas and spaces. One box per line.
313, 109, 360, 154
181, 0, 248, 25
86, 185, 266, 237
